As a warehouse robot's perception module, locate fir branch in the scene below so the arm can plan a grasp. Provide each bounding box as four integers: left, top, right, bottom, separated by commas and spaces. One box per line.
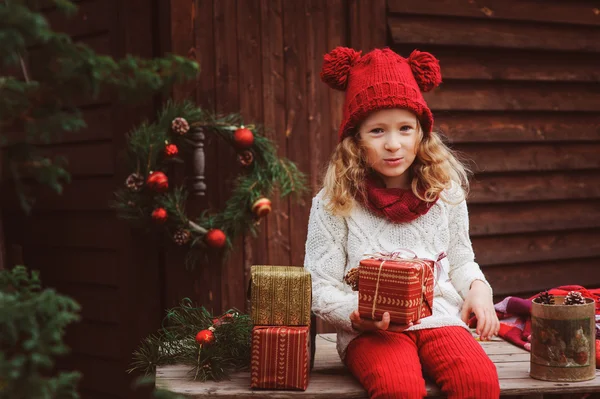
0, 0, 198, 213
0, 265, 82, 399
128, 299, 251, 382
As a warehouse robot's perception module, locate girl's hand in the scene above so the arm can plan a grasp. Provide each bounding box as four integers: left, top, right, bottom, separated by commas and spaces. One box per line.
460, 280, 500, 340
350, 310, 420, 332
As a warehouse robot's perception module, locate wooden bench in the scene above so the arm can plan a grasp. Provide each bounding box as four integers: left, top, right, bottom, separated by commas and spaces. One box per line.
156, 332, 600, 398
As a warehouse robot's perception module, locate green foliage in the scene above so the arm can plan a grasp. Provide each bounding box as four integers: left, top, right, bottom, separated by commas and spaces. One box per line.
112, 100, 307, 268
0, 265, 81, 399
129, 299, 253, 382
0, 0, 199, 213
0, 266, 193, 398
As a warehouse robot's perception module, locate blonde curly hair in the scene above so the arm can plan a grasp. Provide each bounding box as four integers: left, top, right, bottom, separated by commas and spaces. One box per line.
322, 121, 471, 216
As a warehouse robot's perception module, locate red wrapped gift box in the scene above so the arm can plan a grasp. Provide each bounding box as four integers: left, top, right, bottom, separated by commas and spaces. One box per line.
358, 251, 442, 325
250, 326, 309, 391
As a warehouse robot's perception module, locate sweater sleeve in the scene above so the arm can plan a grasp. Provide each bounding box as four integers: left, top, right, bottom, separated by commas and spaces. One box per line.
303, 193, 358, 333
446, 189, 493, 300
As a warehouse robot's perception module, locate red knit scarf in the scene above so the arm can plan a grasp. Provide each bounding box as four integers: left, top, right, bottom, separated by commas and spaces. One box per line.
360, 174, 436, 223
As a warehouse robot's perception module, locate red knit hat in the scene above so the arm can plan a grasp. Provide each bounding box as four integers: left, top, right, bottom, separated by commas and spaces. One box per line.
320, 47, 442, 141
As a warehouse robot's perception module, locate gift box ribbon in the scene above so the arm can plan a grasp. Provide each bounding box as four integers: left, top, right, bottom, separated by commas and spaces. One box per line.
363, 249, 446, 321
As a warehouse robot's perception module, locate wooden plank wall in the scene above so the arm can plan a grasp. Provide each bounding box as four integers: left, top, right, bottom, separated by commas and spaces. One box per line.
388, 0, 600, 300
1, 1, 163, 398
162, 0, 386, 320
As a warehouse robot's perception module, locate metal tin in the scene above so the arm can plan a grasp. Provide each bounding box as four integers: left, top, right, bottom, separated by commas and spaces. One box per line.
530, 295, 596, 382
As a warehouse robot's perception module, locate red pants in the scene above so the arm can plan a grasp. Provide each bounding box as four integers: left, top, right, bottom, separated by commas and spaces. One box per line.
345, 326, 500, 399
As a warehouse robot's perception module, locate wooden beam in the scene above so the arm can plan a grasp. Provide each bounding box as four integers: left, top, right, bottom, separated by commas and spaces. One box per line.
349, 0, 387, 52
26, 212, 124, 249
426, 48, 600, 82
469, 171, 600, 203
47, 283, 119, 324
425, 82, 600, 112
473, 229, 600, 265
40, 141, 114, 177
389, 16, 600, 52
484, 257, 600, 296
65, 321, 121, 361
283, 1, 311, 266
437, 112, 600, 143
238, 0, 265, 307
45, 0, 114, 38
469, 200, 600, 236
27, 248, 120, 286
214, 0, 245, 314
388, 0, 600, 27
261, 0, 292, 266
456, 143, 600, 173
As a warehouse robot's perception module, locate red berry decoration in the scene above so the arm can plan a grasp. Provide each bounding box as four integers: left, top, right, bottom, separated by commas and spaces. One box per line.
233, 126, 254, 149
195, 329, 215, 346
151, 208, 168, 223
147, 171, 169, 192
252, 197, 272, 218
165, 143, 178, 157
205, 229, 227, 248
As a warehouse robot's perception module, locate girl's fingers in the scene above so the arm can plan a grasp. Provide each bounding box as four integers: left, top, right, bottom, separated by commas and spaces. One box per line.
475, 308, 487, 338
482, 309, 494, 339
375, 312, 390, 330
494, 315, 501, 336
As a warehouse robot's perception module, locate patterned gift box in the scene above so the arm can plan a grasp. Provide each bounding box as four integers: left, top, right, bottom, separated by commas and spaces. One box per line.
250, 326, 310, 390
250, 265, 311, 326
357, 251, 443, 325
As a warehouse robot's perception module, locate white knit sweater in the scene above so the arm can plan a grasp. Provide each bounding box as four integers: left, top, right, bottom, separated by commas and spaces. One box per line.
303, 185, 492, 361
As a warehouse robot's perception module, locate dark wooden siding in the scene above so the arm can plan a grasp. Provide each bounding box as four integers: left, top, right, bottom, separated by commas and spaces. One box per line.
2, 1, 163, 398
161, 0, 387, 323
3, 1, 600, 397
388, 0, 600, 300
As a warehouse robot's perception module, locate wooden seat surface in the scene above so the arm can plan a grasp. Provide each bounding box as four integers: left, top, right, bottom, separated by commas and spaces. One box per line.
156, 332, 600, 398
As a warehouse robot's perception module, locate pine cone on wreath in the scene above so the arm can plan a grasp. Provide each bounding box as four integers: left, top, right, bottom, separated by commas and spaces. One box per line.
237, 150, 254, 167
125, 173, 144, 192
173, 229, 191, 245
538, 290, 554, 305
563, 291, 586, 305
171, 117, 190, 135
344, 267, 359, 291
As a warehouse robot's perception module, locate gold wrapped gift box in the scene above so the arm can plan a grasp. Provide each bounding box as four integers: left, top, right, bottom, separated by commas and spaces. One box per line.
250, 265, 312, 326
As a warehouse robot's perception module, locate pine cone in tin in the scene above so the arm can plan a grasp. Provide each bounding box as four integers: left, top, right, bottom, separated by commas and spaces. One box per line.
344, 267, 359, 291
171, 117, 190, 135
537, 290, 554, 305
563, 291, 585, 305
173, 229, 191, 245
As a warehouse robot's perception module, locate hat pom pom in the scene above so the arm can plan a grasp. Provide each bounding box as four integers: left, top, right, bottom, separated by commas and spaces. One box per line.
408, 50, 442, 92
320, 47, 362, 91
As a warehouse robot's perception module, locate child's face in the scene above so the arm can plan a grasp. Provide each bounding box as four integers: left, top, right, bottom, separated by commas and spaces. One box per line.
358, 108, 420, 189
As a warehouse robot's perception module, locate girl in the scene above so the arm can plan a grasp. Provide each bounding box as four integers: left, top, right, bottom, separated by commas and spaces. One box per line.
303, 47, 501, 399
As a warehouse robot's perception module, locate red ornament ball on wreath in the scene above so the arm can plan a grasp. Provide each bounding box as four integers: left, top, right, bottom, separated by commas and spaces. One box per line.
195, 329, 215, 346
252, 197, 272, 218
151, 208, 168, 224
147, 171, 169, 192
205, 229, 227, 248
165, 143, 178, 157
233, 126, 254, 149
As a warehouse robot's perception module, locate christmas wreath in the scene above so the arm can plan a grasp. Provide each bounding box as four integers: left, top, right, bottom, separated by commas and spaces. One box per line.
113, 101, 306, 266
128, 298, 252, 382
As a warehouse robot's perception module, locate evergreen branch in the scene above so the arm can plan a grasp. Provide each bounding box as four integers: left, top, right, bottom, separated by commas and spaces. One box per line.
0, 265, 82, 398
128, 299, 251, 382
0, 1, 198, 213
